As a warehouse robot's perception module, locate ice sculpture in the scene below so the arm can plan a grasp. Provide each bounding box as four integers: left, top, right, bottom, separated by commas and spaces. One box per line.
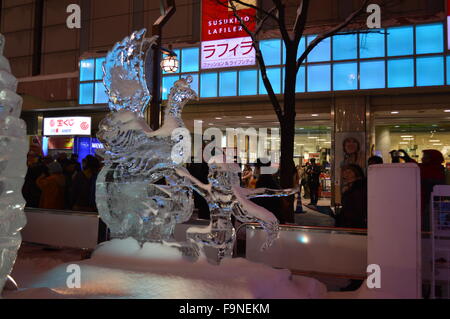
97, 28, 297, 263
0, 34, 28, 293
177, 156, 298, 263
96, 30, 197, 244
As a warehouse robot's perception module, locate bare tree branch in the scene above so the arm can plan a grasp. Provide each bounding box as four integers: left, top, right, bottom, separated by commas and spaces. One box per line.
293, 0, 310, 43
222, 0, 279, 22
271, 0, 291, 43
255, 6, 278, 35
226, 0, 284, 122
296, 0, 370, 70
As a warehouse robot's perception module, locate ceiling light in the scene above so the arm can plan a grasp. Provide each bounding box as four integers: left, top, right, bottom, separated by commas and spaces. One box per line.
445, 110, 450, 113
208, 123, 214, 126
391, 111, 399, 114
433, 143, 443, 146
401, 135, 413, 138
311, 114, 319, 117
308, 136, 318, 139
429, 140, 440, 142
399, 142, 409, 145
215, 117, 222, 120
395, 125, 400, 128
245, 116, 253, 119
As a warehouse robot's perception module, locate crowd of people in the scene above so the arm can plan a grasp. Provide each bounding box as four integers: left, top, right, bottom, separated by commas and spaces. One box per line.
22, 152, 102, 212
21, 147, 448, 231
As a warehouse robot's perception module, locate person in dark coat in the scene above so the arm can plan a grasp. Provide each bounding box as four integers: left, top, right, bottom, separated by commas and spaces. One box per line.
335, 164, 367, 229
306, 158, 321, 206
250, 159, 283, 223
187, 159, 211, 220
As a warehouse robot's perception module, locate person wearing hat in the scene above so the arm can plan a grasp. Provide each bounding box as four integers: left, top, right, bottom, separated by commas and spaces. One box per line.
36, 161, 66, 210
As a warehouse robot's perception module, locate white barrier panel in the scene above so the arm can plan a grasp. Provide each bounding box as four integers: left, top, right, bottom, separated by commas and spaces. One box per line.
246, 226, 367, 277
366, 163, 422, 299
21, 209, 100, 250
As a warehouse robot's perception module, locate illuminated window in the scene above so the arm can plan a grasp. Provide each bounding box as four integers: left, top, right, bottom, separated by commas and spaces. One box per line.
181, 47, 199, 73
416, 23, 444, 54
447, 56, 450, 85
79, 83, 94, 104
219, 71, 237, 96
184, 73, 199, 95
200, 73, 218, 97
360, 60, 385, 89
296, 66, 306, 93
307, 36, 331, 62
162, 75, 180, 100
259, 68, 281, 94
359, 29, 385, 58
80, 59, 95, 81
260, 39, 281, 66
387, 58, 414, 88
387, 26, 413, 57
95, 57, 106, 80
239, 69, 257, 96
333, 62, 357, 90
94, 82, 108, 104
416, 56, 444, 86
333, 34, 357, 60
307, 64, 330, 92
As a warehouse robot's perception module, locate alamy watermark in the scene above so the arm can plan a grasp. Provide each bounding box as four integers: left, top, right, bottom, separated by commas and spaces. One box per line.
171, 121, 280, 174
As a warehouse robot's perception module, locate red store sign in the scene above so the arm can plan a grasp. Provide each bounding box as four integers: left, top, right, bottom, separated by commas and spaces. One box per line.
201, 0, 257, 69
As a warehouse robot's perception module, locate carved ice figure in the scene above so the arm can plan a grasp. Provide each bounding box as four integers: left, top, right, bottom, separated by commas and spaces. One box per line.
97, 28, 297, 263
96, 29, 198, 244
0, 34, 27, 293
177, 155, 298, 263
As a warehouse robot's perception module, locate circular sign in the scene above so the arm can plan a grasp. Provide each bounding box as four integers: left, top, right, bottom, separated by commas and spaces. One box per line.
80, 122, 90, 131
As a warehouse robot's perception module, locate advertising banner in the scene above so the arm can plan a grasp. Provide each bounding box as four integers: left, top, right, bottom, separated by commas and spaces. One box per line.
201, 0, 257, 69
43, 117, 91, 136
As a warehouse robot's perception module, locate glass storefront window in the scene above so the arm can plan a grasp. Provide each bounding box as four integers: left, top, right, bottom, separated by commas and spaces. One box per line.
360, 60, 385, 89
307, 35, 331, 62
94, 82, 108, 104
307, 64, 331, 92
416, 56, 444, 87
162, 75, 180, 100
333, 33, 357, 61
79, 83, 94, 104
359, 29, 385, 59
259, 68, 281, 95
260, 39, 281, 66
239, 69, 257, 96
387, 58, 414, 88
416, 23, 444, 54
219, 71, 237, 97
387, 26, 414, 57
200, 72, 218, 97
80, 59, 95, 82
95, 57, 106, 80
333, 62, 357, 91
181, 47, 199, 73
375, 123, 450, 165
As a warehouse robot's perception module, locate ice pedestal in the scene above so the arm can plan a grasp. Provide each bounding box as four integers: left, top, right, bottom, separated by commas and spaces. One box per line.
5, 238, 327, 299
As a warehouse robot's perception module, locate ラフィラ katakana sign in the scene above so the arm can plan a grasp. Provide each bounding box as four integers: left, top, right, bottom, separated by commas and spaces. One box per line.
201, 0, 256, 69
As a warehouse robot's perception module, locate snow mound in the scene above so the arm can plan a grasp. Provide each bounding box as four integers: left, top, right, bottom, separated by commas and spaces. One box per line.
5, 238, 327, 299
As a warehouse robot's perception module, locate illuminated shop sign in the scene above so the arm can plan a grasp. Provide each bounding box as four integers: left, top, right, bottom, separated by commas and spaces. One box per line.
201, 0, 256, 69
43, 116, 91, 136
447, 0, 450, 50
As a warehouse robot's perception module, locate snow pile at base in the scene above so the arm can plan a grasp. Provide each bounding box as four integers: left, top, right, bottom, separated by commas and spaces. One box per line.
5, 238, 327, 299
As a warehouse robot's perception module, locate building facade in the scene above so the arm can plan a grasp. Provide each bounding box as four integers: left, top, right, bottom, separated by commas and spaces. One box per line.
3, 0, 449, 204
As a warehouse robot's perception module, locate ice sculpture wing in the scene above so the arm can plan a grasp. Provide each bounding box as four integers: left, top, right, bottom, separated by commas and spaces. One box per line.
102, 29, 157, 116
